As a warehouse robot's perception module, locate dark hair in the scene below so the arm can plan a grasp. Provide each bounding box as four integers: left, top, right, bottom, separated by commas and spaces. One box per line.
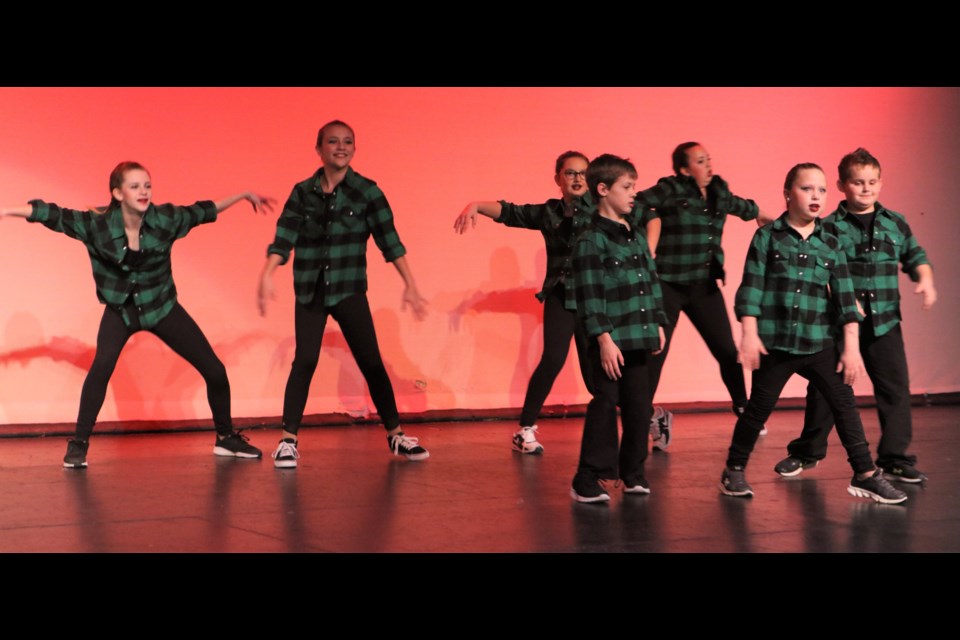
554, 150, 589, 175
105, 161, 149, 212
783, 162, 824, 191
838, 147, 881, 182
671, 141, 701, 175
587, 154, 637, 200
316, 120, 356, 148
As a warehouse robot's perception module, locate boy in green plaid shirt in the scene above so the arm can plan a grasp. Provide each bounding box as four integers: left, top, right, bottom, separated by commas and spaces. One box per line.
721, 163, 906, 504
775, 149, 936, 483
570, 154, 666, 503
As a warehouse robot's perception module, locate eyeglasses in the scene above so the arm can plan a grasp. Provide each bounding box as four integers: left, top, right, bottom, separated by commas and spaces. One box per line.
562, 170, 587, 179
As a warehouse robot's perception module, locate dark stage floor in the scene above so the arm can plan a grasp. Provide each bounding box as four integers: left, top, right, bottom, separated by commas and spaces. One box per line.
1, 406, 957, 552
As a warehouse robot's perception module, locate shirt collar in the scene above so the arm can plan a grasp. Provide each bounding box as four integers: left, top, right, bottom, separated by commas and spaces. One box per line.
835, 200, 888, 220
772, 211, 826, 239
106, 205, 158, 240
593, 213, 633, 237
311, 166, 357, 193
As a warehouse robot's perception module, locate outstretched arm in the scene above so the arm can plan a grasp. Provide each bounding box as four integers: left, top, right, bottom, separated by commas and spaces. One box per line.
392, 255, 428, 320
0, 205, 33, 219
454, 201, 503, 234
215, 192, 276, 215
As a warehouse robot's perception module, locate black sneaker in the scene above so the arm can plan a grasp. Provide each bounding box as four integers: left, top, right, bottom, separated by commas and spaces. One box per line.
571, 476, 610, 503
774, 456, 820, 477
847, 469, 908, 504
272, 438, 299, 469
882, 464, 927, 484
622, 477, 651, 495
63, 439, 89, 469
214, 431, 262, 459
387, 432, 430, 461
719, 466, 754, 497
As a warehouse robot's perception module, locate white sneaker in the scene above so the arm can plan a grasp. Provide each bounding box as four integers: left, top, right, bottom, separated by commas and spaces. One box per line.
272, 438, 299, 469
512, 425, 544, 454
650, 407, 673, 451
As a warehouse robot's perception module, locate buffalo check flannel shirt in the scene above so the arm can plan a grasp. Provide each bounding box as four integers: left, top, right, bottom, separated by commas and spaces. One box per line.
28, 199, 218, 330
822, 201, 931, 338
735, 213, 862, 355
574, 214, 667, 352
636, 174, 759, 285
267, 167, 406, 308
496, 195, 595, 310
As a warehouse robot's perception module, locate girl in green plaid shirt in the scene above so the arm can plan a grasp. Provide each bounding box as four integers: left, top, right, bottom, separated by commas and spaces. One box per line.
259, 121, 430, 468
720, 163, 906, 504
1, 161, 274, 467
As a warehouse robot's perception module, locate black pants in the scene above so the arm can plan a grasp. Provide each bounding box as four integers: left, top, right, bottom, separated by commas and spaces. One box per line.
519, 285, 593, 426
76, 303, 232, 440
726, 346, 874, 474
574, 346, 652, 485
282, 293, 399, 434
789, 323, 915, 468
648, 280, 747, 409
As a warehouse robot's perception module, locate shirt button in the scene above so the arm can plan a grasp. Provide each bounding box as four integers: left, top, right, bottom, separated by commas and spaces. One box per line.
799, 271, 804, 276
796, 289, 801, 293
641, 308, 645, 312
793, 304, 799, 309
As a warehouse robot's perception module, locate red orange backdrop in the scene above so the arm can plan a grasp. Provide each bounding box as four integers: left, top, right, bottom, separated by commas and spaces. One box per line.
1, 87, 957, 426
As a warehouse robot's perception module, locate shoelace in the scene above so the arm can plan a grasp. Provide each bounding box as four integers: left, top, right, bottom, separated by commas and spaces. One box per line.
273, 441, 299, 460
391, 434, 421, 454
521, 426, 539, 442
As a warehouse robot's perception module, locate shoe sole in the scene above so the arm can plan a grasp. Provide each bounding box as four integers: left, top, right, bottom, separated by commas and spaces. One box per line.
273, 459, 298, 469
718, 483, 754, 498
395, 451, 430, 461
847, 485, 908, 504
886, 475, 926, 484
623, 486, 651, 495
63, 462, 87, 469
759, 428, 768, 436
512, 443, 544, 455
883, 469, 927, 484
570, 489, 610, 503
213, 446, 262, 459
774, 460, 818, 478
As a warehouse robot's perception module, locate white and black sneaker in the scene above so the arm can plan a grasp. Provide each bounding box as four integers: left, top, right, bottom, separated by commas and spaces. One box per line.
272, 438, 300, 469
63, 439, 89, 469
388, 432, 430, 461
650, 406, 673, 451
512, 425, 544, 454
848, 469, 908, 504
214, 431, 262, 459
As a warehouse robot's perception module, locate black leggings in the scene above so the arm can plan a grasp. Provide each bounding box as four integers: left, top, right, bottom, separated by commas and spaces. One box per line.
519, 285, 593, 426
648, 280, 747, 409
76, 303, 232, 440
282, 293, 399, 434
726, 346, 874, 474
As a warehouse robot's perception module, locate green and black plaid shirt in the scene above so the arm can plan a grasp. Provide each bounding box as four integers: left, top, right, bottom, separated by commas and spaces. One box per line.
822, 201, 931, 338
636, 174, 759, 284
735, 213, 862, 355
496, 195, 594, 310
267, 167, 406, 307
574, 215, 666, 352
28, 199, 218, 330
